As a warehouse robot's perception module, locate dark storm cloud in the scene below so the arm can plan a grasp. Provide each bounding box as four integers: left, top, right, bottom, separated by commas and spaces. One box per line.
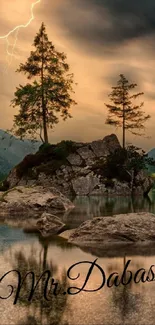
55, 0, 155, 51
105, 65, 142, 86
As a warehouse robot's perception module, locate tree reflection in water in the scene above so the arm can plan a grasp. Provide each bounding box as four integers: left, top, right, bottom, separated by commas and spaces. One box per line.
66, 194, 155, 228
109, 256, 143, 324
11, 236, 70, 325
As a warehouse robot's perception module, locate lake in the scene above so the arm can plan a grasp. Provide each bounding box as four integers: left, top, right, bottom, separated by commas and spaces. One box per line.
1, 192, 155, 325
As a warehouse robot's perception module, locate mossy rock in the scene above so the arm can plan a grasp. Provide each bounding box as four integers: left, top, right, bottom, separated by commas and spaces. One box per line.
52, 140, 77, 160
0, 187, 23, 202
15, 140, 77, 179
39, 142, 52, 152
15, 154, 45, 178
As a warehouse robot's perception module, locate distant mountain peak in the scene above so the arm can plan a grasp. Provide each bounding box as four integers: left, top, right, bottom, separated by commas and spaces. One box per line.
0, 129, 41, 177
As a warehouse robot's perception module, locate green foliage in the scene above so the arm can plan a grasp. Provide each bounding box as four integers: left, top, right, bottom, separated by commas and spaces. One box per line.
104, 179, 115, 188
52, 140, 76, 160
39, 140, 76, 158
125, 145, 155, 174
105, 74, 150, 148
102, 148, 129, 181
102, 145, 155, 181
39, 142, 52, 152
11, 22, 77, 143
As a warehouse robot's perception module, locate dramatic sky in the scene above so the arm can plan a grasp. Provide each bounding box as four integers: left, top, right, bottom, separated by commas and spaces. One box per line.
0, 0, 155, 150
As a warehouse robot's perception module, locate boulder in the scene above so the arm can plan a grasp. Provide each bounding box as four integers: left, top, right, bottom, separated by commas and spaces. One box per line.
77, 146, 96, 165
134, 170, 154, 196
67, 153, 83, 166
0, 186, 74, 219
72, 172, 100, 195
90, 134, 121, 157
68, 212, 155, 247
36, 212, 66, 237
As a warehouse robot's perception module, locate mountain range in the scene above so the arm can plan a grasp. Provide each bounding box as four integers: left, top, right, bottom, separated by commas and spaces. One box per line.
0, 129, 40, 179
148, 148, 155, 160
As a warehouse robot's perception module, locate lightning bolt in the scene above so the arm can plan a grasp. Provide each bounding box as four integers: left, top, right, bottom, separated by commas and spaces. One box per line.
0, 0, 41, 72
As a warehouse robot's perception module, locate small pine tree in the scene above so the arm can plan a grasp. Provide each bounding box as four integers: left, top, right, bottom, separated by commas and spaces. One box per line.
105, 74, 150, 148
11, 22, 77, 143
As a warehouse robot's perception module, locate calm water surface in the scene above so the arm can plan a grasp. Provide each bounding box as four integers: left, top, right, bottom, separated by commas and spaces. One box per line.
1, 192, 155, 325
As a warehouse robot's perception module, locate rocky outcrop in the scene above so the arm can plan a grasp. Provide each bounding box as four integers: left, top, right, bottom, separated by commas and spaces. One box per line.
72, 172, 100, 196
68, 212, 155, 247
133, 170, 154, 196
90, 134, 121, 157
0, 185, 74, 219
3, 134, 154, 197
36, 212, 66, 237
67, 153, 83, 166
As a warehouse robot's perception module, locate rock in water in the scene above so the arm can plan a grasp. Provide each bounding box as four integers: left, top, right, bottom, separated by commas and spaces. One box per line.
0, 185, 74, 219
68, 213, 155, 247
36, 212, 66, 237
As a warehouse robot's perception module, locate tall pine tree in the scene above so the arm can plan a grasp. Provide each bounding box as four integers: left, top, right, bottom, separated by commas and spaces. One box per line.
11, 23, 77, 143
105, 74, 150, 148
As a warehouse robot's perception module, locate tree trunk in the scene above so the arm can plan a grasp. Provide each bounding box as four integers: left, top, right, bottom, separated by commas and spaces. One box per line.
40, 244, 48, 324
43, 244, 48, 270
123, 104, 125, 149
42, 104, 48, 143
123, 121, 125, 149
122, 87, 125, 148
41, 35, 48, 144
130, 168, 134, 193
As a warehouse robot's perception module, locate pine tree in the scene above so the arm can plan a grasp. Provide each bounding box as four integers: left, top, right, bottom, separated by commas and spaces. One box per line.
105, 74, 150, 148
11, 22, 77, 143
